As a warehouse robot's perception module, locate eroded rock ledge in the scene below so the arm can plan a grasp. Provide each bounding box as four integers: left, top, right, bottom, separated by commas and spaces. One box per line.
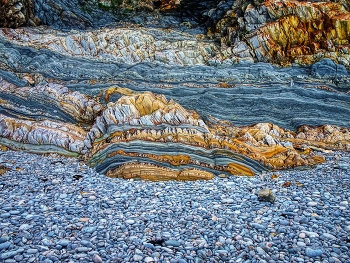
1, 79, 349, 180
2, 0, 350, 68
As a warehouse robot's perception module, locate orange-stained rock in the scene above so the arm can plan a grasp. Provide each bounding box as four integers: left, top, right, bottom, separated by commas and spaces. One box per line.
216, 0, 350, 67
227, 163, 255, 176
106, 162, 214, 181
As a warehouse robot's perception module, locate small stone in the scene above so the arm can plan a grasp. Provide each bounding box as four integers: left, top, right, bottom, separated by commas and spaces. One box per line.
344, 225, 350, 232
0, 236, 10, 244
165, 240, 181, 247
26, 249, 38, 254
339, 201, 348, 207
82, 226, 96, 233
299, 232, 306, 238
251, 223, 266, 230
0, 250, 18, 260
133, 254, 143, 261
58, 239, 70, 246
221, 198, 234, 204
92, 254, 102, 263
256, 247, 266, 256
144, 257, 154, 262
305, 248, 323, 257
19, 224, 32, 231
0, 213, 10, 218
218, 174, 229, 178
125, 219, 135, 224
303, 231, 319, 238
0, 242, 11, 250
307, 202, 318, 207
59, 193, 67, 198
297, 242, 306, 247
258, 188, 275, 203
321, 233, 336, 240
52, 179, 60, 185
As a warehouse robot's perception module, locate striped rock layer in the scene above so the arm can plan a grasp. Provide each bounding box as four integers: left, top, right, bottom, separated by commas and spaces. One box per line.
1, 80, 349, 180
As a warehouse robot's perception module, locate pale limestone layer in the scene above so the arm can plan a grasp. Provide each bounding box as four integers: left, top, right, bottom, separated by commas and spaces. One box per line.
0, 114, 86, 153
0, 27, 219, 66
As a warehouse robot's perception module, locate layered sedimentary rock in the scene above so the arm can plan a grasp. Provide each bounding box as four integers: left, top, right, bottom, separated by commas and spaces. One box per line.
0, 114, 86, 155
0, 79, 103, 124
0, 27, 219, 66
106, 162, 215, 181
0, 78, 349, 179
0, 0, 349, 180
216, 0, 350, 67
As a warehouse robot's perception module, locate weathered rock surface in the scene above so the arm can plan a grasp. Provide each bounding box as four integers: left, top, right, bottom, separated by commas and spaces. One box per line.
215, 0, 350, 68
106, 162, 215, 180
0, 0, 38, 28
0, 27, 219, 66
0, 77, 349, 179
0, 79, 103, 124
0, 114, 86, 155
0, 0, 349, 180
258, 188, 276, 203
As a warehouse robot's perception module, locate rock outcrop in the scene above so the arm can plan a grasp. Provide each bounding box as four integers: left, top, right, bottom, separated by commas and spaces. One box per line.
215, 0, 350, 68
0, 79, 103, 124
0, 0, 38, 28
106, 162, 215, 181
0, 0, 349, 180
0, 79, 349, 179
0, 114, 86, 155
0, 27, 219, 66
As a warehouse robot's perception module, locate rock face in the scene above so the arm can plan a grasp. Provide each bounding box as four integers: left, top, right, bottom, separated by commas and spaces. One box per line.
0, 27, 219, 66
0, 79, 103, 124
0, 0, 349, 180
2, 79, 348, 179
215, 0, 350, 68
0, 0, 37, 28
106, 162, 215, 181
0, 114, 86, 155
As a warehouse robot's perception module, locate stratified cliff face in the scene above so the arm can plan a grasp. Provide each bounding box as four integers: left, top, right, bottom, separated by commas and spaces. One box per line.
1, 0, 350, 68
0, 0, 349, 180
1, 78, 350, 179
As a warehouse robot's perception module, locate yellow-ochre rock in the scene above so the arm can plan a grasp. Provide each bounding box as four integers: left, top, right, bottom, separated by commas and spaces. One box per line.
106, 162, 214, 181
217, 0, 350, 67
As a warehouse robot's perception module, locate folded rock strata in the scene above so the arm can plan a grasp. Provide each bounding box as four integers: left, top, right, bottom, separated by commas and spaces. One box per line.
106, 162, 214, 181
0, 114, 86, 155
0, 79, 103, 124
0, 82, 349, 179
0, 27, 219, 66
84, 89, 350, 176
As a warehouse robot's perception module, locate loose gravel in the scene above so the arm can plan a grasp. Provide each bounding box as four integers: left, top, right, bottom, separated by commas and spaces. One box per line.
0, 150, 349, 263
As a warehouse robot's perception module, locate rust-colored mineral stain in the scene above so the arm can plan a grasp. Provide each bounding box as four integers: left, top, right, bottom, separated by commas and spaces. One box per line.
226, 163, 255, 176
0, 165, 10, 175
107, 150, 191, 166
106, 162, 214, 181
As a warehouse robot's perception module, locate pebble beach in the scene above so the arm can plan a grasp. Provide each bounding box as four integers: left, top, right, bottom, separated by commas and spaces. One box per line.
0, 150, 349, 263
